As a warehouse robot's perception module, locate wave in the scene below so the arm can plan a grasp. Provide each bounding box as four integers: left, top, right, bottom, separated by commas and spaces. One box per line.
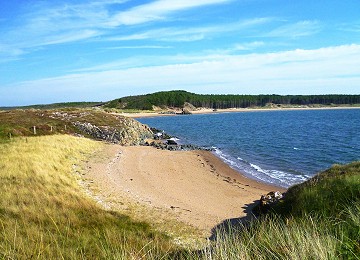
214, 149, 310, 188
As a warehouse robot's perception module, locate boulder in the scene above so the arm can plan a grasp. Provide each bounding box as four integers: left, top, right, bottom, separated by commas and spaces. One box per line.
253, 191, 283, 215
167, 139, 178, 145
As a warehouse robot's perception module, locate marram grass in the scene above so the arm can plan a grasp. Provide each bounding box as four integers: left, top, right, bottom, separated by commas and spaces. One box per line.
0, 135, 175, 259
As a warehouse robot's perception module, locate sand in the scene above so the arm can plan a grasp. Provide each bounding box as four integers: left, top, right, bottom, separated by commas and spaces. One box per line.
84, 145, 284, 236
120, 106, 360, 118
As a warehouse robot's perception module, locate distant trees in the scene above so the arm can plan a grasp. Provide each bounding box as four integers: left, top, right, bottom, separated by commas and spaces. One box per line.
104, 91, 360, 110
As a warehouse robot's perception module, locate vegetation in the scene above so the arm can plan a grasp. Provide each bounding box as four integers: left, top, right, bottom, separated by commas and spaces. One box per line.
104, 90, 360, 110
0, 108, 148, 143
271, 162, 360, 259
174, 162, 360, 259
0, 135, 177, 259
206, 162, 360, 259
0, 101, 103, 110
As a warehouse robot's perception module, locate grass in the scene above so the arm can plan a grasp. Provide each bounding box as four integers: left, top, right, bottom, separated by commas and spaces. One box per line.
0, 108, 152, 144
0, 101, 103, 110
197, 215, 340, 260
0, 135, 176, 259
173, 162, 360, 259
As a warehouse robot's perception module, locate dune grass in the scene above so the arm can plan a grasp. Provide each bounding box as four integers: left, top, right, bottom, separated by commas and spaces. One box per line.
198, 216, 340, 260
175, 162, 360, 260
0, 135, 176, 259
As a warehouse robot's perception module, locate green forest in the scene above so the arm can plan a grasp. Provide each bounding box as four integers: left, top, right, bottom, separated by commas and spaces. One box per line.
105, 90, 360, 110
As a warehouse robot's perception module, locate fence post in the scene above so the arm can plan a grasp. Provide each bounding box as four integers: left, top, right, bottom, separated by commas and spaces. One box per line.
9, 133, 12, 140
33, 126, 37, 135
50, 126, 53, 132
64, 125, 67, 131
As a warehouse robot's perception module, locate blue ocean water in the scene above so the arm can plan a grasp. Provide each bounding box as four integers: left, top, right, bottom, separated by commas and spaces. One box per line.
138, 109, 360, 188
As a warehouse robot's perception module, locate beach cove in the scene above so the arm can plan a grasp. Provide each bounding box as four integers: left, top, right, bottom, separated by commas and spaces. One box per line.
83, 144, 283, 237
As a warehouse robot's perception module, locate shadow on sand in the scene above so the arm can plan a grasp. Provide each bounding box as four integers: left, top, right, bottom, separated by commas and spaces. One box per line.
209, 199, 260, 241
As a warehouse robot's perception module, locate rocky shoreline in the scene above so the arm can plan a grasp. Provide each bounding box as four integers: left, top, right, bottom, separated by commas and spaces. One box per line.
145, 127, 214, 152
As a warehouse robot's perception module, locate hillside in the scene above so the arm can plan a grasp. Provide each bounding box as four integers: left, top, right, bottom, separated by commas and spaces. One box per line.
0, 101, 103, 110
0, 135, 177, 258
0, 108, 152, 145
104, 90, 360, 110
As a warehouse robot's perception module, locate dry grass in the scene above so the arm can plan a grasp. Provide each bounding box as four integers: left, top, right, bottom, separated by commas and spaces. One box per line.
0, 135, 175, 259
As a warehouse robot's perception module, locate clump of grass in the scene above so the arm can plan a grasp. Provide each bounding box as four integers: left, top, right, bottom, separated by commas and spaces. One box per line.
200, 216, 339, 260
174, 204, 359, 260
175, 162, 360, 259
0, 135, 175, 259
271, 161, 360, 258
277, 161, 360, 218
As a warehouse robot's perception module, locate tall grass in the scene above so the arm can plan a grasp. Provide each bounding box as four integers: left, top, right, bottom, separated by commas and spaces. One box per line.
176, 162, 360, 260
200, 216, 339, 260
173, 204, 359, 260
0, 135, 175, 259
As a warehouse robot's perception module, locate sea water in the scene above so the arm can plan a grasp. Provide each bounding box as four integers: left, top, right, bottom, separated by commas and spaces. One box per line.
138, 109, 360, 188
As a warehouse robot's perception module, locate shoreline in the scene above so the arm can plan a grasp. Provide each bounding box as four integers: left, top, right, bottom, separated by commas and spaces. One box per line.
119, 106, 360, 118
84, 145, 284, 237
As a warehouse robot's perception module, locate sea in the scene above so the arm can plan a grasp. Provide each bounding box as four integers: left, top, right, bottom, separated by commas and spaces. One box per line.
138, 109, 360, 188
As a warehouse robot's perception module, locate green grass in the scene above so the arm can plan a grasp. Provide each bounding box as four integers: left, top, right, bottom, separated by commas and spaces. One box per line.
275, 162, 360, 217
270, 162, 360, 258
168, 162, 360, 259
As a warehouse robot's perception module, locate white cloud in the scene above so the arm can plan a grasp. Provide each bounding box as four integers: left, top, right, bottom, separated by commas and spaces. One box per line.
106, 45, 172, 50
107, 18, 272, 42
106, 0, 232, 26
1, 0, 233, 59
2, 44, 359, 106
233, 41, 265, 51
265, 20, 322, 38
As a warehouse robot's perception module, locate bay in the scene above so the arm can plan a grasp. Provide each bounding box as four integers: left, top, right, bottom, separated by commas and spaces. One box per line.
138, 109, 360, 188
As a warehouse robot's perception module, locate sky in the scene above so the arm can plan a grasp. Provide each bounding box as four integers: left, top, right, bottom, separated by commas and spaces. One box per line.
0, 0, 360, 106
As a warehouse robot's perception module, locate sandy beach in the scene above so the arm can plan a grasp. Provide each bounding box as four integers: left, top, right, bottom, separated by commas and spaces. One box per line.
118, 106, 360, 118
84, 145, 284, 237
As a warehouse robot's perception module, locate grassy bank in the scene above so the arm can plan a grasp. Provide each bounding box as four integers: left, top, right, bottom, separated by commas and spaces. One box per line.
179, 162, 360, 259
0, 135, 175, 259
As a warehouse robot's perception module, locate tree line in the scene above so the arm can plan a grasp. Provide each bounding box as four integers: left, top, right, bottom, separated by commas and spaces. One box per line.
105, 90, 360, 110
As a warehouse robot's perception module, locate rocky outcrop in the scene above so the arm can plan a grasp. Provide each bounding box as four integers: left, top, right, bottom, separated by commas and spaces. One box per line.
260, 191, 283, 207
73, 117, 153, 145
145, 139, 214, 152
253, 191, 284, 216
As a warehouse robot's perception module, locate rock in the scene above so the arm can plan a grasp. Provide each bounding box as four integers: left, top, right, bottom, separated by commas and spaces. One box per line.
72, 118, 152, 145
167, 139, 178, 145
253, 191, 283, 216
260, 191, 283, 206
151, 128, 173, 139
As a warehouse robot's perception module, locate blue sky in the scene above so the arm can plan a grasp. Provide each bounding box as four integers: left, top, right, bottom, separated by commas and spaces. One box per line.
1, 0, 360, 106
